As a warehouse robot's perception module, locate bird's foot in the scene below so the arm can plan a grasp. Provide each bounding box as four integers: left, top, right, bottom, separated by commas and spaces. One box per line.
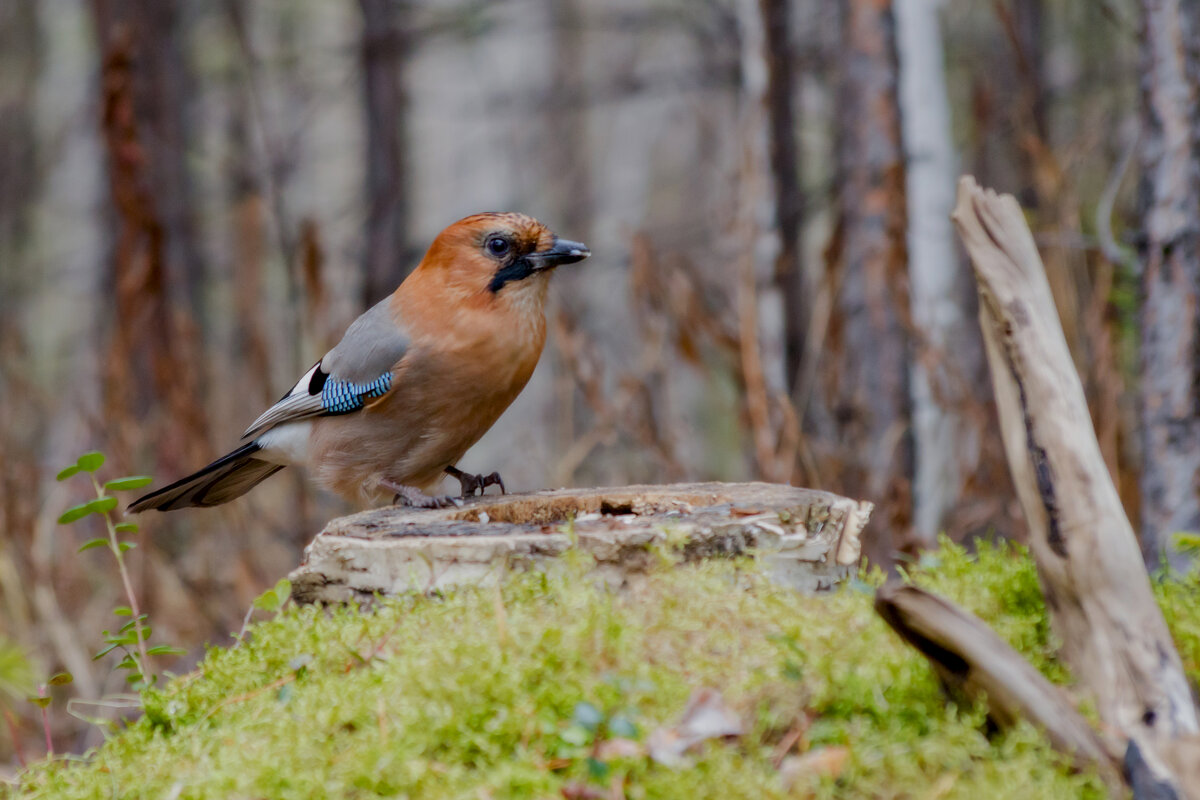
444, 465, 506, 498
379, 479, 461, 509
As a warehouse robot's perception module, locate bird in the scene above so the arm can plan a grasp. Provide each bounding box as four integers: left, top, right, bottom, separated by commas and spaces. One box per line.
129, 212, 590, 513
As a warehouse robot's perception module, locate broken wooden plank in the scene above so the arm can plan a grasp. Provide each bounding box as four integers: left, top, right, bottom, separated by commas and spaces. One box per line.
289, 482, 871, 604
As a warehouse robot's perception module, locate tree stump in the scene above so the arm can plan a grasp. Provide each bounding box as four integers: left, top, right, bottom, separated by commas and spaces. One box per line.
289, 482, 871, 605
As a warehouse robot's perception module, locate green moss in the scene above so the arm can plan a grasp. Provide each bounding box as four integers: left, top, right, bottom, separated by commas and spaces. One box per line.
1154, 568, 1200, 686
13, 539, 1196, 799
907, 537, 1069, 682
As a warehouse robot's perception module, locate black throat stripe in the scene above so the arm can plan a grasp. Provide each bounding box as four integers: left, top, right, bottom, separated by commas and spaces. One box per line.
488, 257, 535, 293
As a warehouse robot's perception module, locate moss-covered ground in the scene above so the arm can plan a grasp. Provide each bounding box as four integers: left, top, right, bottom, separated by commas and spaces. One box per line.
7, 540, 1199, 799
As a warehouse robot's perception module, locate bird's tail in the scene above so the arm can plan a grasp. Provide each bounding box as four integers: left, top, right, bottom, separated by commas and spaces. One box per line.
127, 442, 286, 513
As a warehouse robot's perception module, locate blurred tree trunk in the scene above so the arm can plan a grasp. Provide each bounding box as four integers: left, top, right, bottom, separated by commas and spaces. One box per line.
812, 0, 913, 557
0, 0, 39, 318
95, 0, 206, 314
137, 0, 205, 312
228, 88, 275, 412
895, 0, 1006, 545
547, 0, 592, 237
734, 0, 795, 483
760, 0, 806, 397
1009, 0, 1047, 211
999, 0, 1128, 533
1137, 0, 1200, 566
359, 0, 411, 305
0, 0, 41, 654
1000, 0, 1086, 382
90, 0, 210, 475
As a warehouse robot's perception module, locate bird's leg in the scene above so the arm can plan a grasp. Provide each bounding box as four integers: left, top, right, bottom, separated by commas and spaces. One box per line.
444, 465, 506, 498
379, 478, 461, 509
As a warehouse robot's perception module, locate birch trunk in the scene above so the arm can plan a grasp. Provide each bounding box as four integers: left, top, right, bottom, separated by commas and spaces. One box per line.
895, 0, 979, 546
734, 0, 792, 483
1137, 0, 1200, 566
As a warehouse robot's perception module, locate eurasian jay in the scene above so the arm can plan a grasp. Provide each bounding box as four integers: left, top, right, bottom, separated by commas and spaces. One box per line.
129, 212, 590, 512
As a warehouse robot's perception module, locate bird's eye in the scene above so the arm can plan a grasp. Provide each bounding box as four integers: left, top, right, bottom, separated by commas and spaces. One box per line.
486, 236, 511, 257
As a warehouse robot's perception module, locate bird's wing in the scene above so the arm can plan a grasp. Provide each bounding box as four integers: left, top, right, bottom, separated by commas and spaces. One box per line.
242, 298, 410, 439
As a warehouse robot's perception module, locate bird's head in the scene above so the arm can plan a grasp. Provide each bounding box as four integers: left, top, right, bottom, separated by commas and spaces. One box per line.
418, 212, 590, 305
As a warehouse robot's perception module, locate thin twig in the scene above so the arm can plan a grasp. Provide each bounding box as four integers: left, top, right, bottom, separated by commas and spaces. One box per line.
201, 673, 296, 722
1094, 121, 1139, 272
90, 475, 150, 685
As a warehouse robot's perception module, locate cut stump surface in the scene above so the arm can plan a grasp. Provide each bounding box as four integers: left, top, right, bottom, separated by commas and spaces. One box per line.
290, 482, 872, 604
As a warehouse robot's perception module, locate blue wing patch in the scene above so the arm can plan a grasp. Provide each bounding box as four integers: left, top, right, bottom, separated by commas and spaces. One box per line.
321, 372, 393, 414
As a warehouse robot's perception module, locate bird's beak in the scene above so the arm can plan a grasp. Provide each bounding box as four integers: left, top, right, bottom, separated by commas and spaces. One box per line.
527, 238, 591, 270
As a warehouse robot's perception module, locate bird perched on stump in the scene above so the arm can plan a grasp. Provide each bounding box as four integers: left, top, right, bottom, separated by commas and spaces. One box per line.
130, 212, 590, 512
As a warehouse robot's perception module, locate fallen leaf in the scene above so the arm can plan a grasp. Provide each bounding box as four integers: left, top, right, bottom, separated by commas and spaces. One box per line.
594, 737, 644, 760
770, 714, 811, 768
926, 771, 959, 800
646, 688, 743, 766
779, 746, 850, 789
561, 781, 607, 800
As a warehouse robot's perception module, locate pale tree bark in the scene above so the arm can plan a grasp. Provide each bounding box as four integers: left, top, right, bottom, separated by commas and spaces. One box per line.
1138, 0, 1200, 566
732, 0, 795, 484
546, 0, 592, 238
359, 0, 411, 305
811, 0, 912, 556
952, 178, 1200, 797
895, 0, 959, 545
895, 0, 1005, 545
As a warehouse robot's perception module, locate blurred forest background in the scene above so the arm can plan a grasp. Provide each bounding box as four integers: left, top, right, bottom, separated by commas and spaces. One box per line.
2, 0, 1198, 761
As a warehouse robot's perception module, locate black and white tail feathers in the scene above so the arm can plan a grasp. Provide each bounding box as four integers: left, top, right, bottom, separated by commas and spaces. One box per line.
127, 443, 285, 513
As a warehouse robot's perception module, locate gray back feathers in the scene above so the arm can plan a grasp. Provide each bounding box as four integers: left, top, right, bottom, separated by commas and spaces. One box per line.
322, 298, 410, 384
242, 298, 410, 439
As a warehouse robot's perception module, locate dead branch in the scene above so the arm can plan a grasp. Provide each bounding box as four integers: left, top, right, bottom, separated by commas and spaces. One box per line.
949, 176, 1199, 796
875, 583, 1122, 789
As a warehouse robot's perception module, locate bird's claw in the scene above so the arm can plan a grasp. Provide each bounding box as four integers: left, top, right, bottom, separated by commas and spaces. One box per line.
380, 480, 462, 509
444, 466, 506, 498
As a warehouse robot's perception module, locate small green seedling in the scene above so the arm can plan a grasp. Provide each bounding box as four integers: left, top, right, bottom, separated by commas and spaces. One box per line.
58, 452, 184, 691
25, 672, 72, 756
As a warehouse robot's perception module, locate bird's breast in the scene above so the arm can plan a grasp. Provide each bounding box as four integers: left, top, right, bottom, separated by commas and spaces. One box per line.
307, 312, 546, 500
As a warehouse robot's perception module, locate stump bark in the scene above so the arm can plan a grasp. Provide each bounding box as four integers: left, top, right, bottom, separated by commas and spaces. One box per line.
289, 482, 871, 605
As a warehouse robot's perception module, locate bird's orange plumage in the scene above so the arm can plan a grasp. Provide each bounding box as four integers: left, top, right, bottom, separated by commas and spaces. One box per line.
311, 215, 557, 502
129, 212, 589, 512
